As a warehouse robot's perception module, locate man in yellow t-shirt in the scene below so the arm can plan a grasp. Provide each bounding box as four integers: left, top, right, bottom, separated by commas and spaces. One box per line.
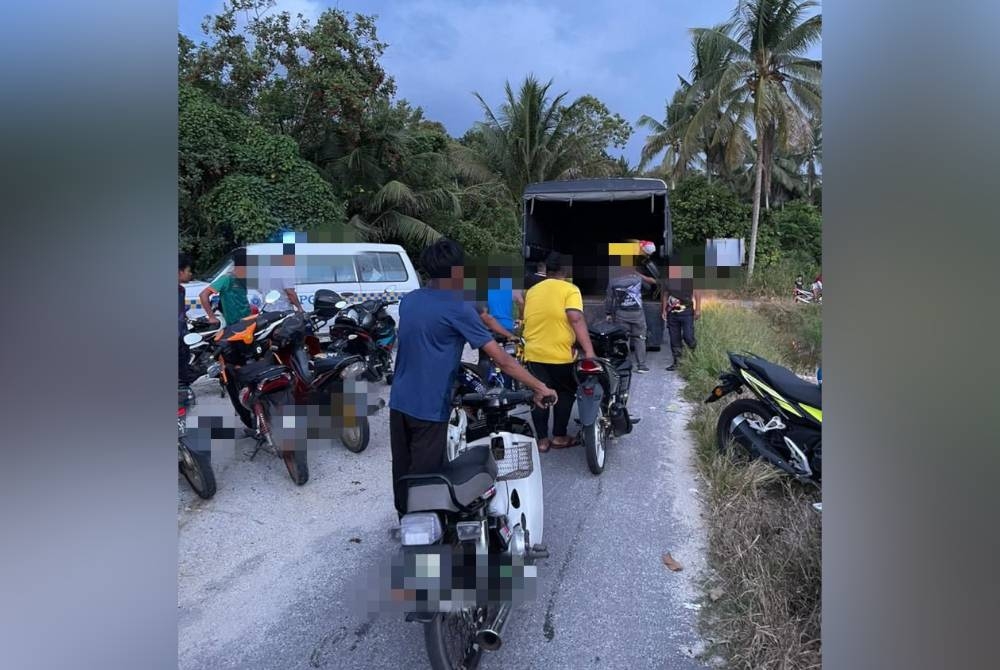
522, 252, 596, 452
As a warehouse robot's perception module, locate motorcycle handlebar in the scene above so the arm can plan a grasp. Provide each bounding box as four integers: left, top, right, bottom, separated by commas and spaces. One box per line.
458, 389, 555, 408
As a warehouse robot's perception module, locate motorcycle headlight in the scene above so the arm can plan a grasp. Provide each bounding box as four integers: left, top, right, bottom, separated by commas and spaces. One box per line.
400, 512, 443, 546
340, 361, 367, 379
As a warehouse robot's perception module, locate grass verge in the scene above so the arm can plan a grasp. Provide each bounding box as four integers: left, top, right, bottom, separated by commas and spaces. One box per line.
677, 303, 822, 670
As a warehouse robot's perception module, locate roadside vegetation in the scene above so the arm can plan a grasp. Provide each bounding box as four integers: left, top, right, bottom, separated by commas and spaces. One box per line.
676, 303, 821, 669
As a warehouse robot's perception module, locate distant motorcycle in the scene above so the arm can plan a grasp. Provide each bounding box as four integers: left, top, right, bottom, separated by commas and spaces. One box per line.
705, 351, 822, 485
327, 287, 399, 384
574, 321, 639, 475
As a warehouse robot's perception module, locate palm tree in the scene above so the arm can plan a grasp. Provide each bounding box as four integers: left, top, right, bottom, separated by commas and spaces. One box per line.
688, 0, 821, 278
639, 24, 753, 187
462, 75, 584, 208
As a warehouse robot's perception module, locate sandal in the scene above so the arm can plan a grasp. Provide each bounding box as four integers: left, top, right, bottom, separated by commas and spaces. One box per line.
550, 435, 579, 449
537, 438, 552, 453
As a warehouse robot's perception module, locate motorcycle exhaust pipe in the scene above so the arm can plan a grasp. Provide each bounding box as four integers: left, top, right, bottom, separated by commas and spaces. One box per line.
730, 417, 798, 477
475, 602, 511, 652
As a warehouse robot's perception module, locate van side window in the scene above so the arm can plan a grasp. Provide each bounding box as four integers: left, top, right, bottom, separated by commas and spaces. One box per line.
356, 252, 408, 283
298, 255, 357, 284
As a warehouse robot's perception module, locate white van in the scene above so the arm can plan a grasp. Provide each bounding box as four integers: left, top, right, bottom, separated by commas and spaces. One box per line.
183, 242, 421, 325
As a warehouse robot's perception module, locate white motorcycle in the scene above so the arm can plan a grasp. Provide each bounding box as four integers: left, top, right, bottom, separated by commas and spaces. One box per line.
393, 388, 554, 670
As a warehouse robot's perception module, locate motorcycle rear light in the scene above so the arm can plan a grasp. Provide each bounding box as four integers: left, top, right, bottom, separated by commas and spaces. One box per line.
177, 407, 186, 417
577, 359, 603, 374
400, 513, 443, 546
258, 376, 291, 394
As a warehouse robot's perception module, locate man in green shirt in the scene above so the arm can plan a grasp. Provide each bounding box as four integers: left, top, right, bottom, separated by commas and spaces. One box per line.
199, 250, 251, 326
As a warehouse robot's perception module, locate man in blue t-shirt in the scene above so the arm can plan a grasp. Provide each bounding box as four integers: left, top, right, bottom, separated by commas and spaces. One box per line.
388, 239, 555, 517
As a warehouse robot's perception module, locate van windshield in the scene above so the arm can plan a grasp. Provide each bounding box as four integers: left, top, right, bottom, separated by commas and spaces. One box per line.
200, 253, 236, 284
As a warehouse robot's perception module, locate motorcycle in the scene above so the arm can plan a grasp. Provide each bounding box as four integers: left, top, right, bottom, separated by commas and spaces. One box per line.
214, 290, 307, 485
705, 351, 822, 485
793, 276, 823, 304
394, 388, 555, 670
183, 318, 226, 401
178, 384, 217, 499
573, 321, 639, 475
479, 334, 524, 391
269, 302, 377, 454
327, 287, 399, 384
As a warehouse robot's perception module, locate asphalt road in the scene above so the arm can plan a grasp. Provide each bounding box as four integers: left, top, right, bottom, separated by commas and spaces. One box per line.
178, 348, 709, 670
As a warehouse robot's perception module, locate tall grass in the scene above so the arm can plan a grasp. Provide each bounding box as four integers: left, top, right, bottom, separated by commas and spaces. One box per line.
682, 304, 822, 670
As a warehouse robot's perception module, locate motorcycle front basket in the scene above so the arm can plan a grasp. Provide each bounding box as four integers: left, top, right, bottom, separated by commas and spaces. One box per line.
494, 440, 533, 481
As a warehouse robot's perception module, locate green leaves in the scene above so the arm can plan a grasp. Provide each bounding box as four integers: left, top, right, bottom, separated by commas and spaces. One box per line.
178, 83, 346, 271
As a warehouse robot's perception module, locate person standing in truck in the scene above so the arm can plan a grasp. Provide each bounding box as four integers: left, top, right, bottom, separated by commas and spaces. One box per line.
661, 260, 701, 371
605, 256, 656, 373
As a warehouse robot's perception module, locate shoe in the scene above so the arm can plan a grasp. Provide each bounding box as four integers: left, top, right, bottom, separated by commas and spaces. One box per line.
666, 364, 677, 371
636, 364, 650, 373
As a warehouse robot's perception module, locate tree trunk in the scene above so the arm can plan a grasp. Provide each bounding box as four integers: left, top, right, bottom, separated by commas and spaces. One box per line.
747, 152, 765, 281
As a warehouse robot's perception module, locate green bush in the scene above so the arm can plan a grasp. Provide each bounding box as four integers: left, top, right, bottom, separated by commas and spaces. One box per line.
669, 175, 751, 249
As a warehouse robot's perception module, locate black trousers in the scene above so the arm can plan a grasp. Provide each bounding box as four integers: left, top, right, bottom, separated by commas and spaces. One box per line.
390, 409, 449, 518
526, 362, 577, 439
667, 311, 697, 360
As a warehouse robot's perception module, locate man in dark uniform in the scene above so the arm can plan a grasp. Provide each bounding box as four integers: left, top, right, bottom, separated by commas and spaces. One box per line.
661, 261, 701, 371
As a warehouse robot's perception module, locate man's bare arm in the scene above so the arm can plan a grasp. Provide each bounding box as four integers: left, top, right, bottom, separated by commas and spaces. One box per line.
478, 309, 517, 340
566, 309, 596, 359
199, 286, 219, 322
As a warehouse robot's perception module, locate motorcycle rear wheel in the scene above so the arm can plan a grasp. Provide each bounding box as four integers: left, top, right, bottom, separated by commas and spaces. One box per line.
424, 609, 485, 670
179, 438, 217, 499
259, 401, 309, 485
582, 420, 608, 475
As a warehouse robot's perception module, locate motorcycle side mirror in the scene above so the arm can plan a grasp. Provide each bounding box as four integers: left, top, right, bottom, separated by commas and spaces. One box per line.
383, 285, 397, 294
335, 300, 348, 309
182, 333, 202, 346
263, 290, 281, 305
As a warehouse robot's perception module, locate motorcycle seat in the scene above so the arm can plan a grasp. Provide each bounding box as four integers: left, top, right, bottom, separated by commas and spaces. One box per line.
234, 360, 289, 386
313, 353, 354, 375
254, 311, 288, 330
404, 445, 498, 513
745, 357, 821, 409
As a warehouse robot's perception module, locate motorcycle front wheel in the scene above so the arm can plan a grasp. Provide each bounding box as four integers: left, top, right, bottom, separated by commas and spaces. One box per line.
582, 420, 608, 475
424, 609, 485, 670
716, 398, 774, 462
340, 416, 370, 453
178, 438, 217, 499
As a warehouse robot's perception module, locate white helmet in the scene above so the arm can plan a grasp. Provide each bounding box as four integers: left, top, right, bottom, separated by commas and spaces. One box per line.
639, 240, 656, 256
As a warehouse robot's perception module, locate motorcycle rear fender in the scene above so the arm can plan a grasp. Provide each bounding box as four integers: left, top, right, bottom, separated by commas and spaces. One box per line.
705, 372, 743, 403
576, 377, 604, 425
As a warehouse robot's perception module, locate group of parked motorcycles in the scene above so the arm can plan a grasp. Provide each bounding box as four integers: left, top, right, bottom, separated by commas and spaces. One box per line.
178, 286, 821, 668
177, 287, 399, 496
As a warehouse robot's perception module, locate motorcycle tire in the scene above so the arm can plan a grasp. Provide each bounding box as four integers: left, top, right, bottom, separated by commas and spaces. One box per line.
259, 400, 309, 486
716, 398, 774, 461
424, 610, 484, 670
582, 421, 608, 475
178, 438, 217, 499
340, 416, 370, 453
224, 376, 255, 429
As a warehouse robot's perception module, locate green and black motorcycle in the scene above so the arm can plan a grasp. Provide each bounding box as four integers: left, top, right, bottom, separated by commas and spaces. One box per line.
706, 352, 822, 485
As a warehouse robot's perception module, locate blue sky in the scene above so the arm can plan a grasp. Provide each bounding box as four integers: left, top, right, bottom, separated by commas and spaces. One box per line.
179, 0, 821, 166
